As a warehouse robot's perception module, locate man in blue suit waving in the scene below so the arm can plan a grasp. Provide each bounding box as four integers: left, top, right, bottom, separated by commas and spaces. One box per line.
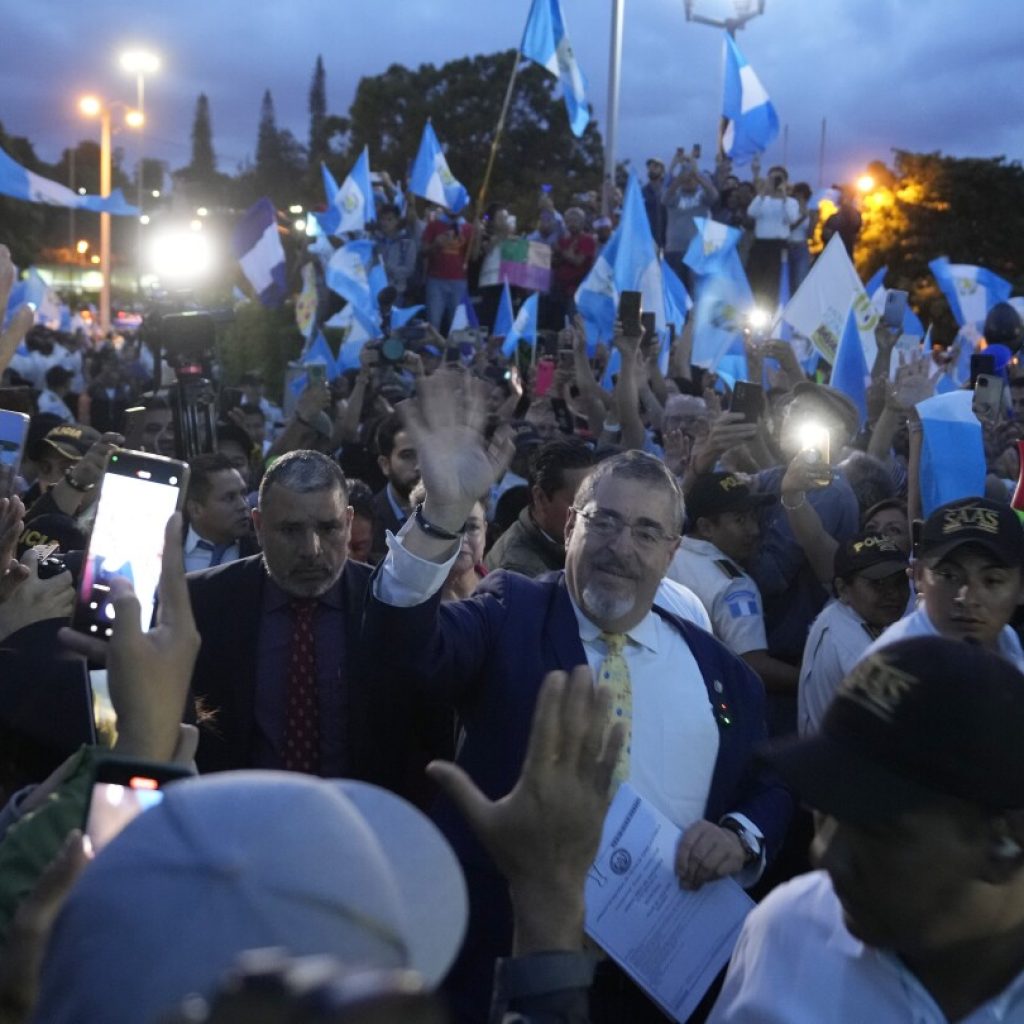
366, 368, 793, 1021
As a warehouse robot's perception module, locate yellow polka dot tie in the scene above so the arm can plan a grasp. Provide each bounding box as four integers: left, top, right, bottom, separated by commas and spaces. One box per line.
598, 632, 632, 788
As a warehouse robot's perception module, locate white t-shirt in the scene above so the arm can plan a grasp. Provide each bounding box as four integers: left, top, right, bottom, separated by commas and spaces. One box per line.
798, 600, 879, 735
860, 605, 1024, 673
747, 195, 800, 240
709, 870, 1024, 1023
667, 537, 767, 656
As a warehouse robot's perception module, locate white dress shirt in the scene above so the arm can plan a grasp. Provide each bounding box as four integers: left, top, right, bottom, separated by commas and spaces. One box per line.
709, 870, 1024, 1023
182, 525, 240, 574
377, 520, 763, 870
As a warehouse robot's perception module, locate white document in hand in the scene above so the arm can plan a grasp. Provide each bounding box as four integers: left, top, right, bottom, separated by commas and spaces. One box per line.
584, 784, 754, 1023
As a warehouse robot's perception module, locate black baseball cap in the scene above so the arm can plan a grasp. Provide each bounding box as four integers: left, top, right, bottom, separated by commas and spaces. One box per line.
833, 533, 908, 581
687, 472, 776, 523
40, 424, 100, 461
916, 497, 1024, 567
761, 637, 1024, 822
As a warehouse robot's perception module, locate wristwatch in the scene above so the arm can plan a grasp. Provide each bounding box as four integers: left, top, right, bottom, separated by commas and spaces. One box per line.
720, 817, 763, 866
63, 467, 96, 493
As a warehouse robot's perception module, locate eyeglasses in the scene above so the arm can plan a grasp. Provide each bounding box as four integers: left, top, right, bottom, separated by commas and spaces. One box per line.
572, 506, 677, 551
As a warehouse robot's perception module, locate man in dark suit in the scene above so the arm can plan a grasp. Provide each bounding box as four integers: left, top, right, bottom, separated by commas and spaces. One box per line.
369, 412, 420, 561
365, 370, 794, 1020
187, 450, 429, 791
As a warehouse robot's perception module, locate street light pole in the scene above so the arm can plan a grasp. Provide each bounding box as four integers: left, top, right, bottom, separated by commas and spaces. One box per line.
603, 0, 625, 217
99, 108, 112, 336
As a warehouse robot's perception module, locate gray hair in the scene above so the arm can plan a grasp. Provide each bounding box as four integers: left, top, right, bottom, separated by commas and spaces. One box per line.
574, 450, 685, 536
258, 450, 348, 506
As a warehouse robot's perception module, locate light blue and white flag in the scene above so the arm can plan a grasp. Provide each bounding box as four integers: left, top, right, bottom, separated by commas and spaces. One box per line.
492, 281, 515, 337
928, 257, 1012, 329
783, 234, 878, 367
409, 122, 469, 213
830, 308, 869, 426
691, 248, 753, 372
916, 389, 986, 517
325, 239, 387, 313
232, 198, 287, 308
661, 258, 692, 332
449, 292, 479, 335
575, 173, 664, 348
521, 0, 590, 137
501, 292, 539, 357
390, 304, 424, 331
721, 34, 779, 165
318, 148, 376, 237
865, 265, 925, 337
302, 330, 340, 380
0, 145, 138, 215
684, 218, 742, 278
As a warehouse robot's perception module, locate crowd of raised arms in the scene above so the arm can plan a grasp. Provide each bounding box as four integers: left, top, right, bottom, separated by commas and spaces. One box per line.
1, 146, 1024, 1024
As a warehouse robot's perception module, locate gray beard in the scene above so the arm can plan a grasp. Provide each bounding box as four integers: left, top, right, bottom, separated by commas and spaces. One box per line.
581, 581, 634, 625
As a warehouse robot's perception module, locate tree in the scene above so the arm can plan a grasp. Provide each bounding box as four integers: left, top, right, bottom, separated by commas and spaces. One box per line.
856, 151, 1024, 343
308, 56, 328, 171
249, 90, 307, 208
189, 93, 217, 179
342, 50, 604, 219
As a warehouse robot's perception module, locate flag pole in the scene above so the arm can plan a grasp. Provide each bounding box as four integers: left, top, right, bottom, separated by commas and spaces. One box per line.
466, 48, 522, 269
476, 49, 523, 219
602, 0, 625, 217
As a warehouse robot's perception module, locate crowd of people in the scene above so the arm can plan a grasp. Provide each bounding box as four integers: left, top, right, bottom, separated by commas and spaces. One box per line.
0, 135, 1022, 1024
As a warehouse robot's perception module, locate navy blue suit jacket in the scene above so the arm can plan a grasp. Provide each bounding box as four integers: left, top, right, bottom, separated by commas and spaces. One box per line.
365, 567, 793, 1008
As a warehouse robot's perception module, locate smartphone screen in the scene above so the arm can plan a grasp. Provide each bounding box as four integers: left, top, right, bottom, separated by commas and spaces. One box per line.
618, 290, 642, 337
73, 451, 188, 639
0, 409, 30, 476
731, 382, 764, 424
972, 374, 1006, 421
534, 357, 555, 397
84, 759, 191, 852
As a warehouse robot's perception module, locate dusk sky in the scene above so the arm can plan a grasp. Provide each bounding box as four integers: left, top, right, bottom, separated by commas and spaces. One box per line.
4, 0, 1022, 198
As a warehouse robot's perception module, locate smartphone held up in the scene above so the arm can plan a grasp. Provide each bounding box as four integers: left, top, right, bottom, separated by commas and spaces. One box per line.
72, 450, 189, 640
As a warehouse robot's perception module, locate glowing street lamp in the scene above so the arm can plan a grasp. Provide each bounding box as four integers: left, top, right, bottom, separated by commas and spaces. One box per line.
79, 95, 143, 333
856, 174, 876, 194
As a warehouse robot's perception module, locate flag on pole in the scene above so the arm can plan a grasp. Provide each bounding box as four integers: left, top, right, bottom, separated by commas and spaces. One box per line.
325, 239, 387, 313
521, 0, 590, 137
721, 34, 780, 165
501, 293, 539, 357
661, 258, 692, 332
691, 248, 753, 372
318, 148, 376, 236
232, 198, 287, 308
916, 390, 986, 516
928, 257, 1012, 329
575, 173, 664, 346
409, 122, 469, 213
492, 281, 515, 337
783, 234, 878, 366
684, 218, 743, 277
449, 291, 479, 335
830, 308, 869, 426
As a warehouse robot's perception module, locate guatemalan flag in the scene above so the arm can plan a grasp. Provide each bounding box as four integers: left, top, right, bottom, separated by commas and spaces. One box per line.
501, 292, 540, 357
0, 145, 137, 215
684, 218, 743, 278
409, 122, 470, 214
928, 257, 1012, 329
521, 0, 590, 137
232, 198, 287, 308
721, 34, 779, 165
318, 147, 376, 236
575, 173, 664, 348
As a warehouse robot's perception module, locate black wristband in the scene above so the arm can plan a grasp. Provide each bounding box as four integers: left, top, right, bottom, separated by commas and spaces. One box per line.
413, 503, 464, 540
63, 467, 96, 493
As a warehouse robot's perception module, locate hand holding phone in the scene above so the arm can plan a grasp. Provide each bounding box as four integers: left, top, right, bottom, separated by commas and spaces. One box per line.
618, 290, 643, 338
972, 374, 1008, 422
882, 289, 908, 331
730, 381, 765, 424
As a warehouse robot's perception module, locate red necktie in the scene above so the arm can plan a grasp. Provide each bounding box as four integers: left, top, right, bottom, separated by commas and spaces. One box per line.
283, 600, 320, 774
